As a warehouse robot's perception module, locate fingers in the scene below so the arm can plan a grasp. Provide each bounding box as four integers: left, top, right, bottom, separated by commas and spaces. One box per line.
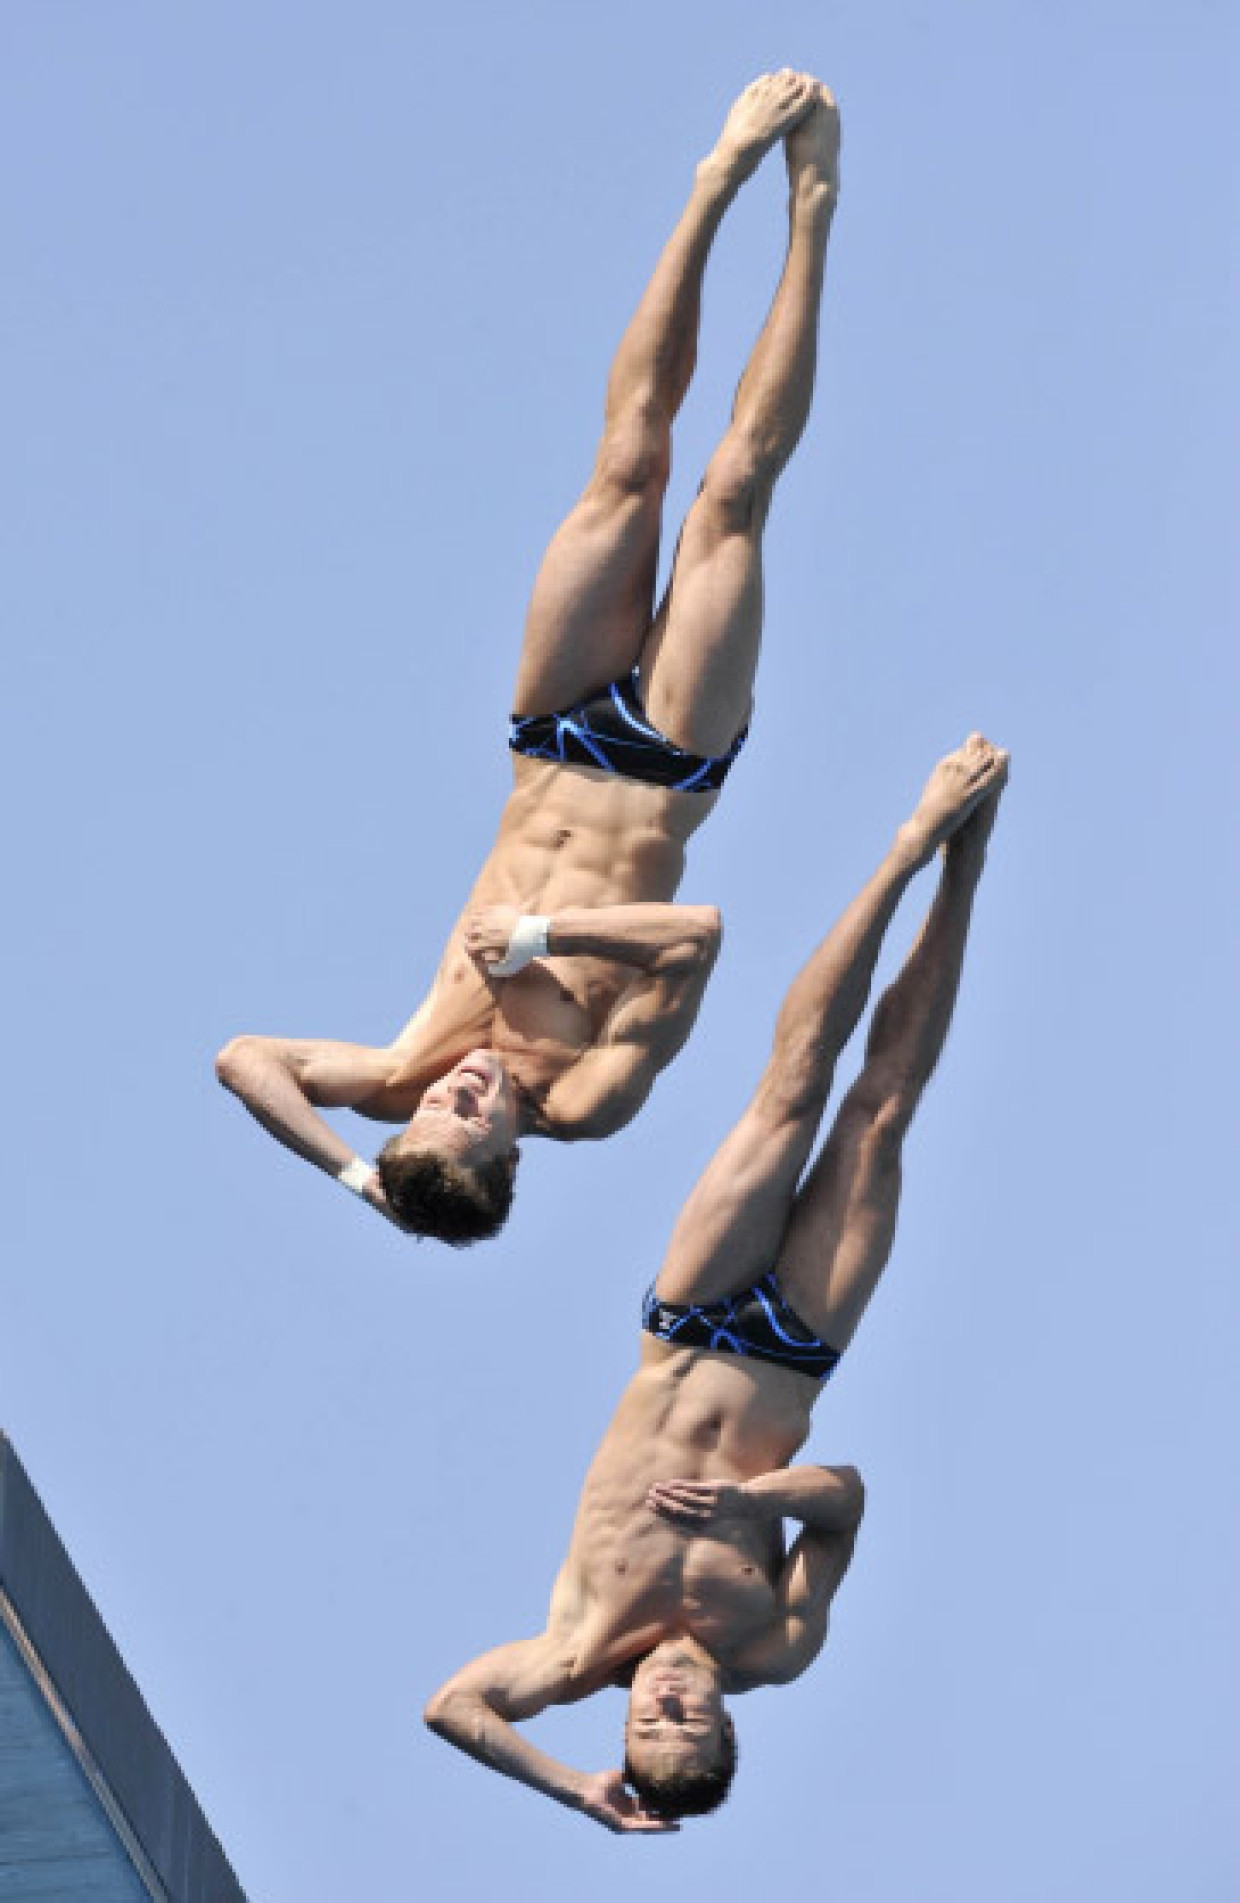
645, 1477, 753, 1526
462, 912, 507, 972
649, 1479, 717, 1502
463, 907, 510, 943
646, 1480, 720, 1525
584, 1770, 681, 1834
591, 1802, 678, 1833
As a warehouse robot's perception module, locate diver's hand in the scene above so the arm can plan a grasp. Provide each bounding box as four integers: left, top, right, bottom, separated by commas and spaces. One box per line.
463, 906, 523, 972
361, 1172, 418, 1234
577, 1769, 679, 1834
646, 1479, 761, 1527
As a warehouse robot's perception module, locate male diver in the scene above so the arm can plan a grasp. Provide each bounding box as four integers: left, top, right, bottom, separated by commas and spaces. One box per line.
424, 736, 1008, 1827
217, 73, 841, 1244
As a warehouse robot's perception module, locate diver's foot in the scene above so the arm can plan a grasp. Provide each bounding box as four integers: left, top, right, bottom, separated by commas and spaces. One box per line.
900, 735, 1010, 867
785, 82, 841, 208
706, 70, 819, 188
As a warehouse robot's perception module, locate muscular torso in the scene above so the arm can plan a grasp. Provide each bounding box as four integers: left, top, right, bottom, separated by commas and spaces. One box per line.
551, 1337, 821, 1692
354, 757, 718, 1122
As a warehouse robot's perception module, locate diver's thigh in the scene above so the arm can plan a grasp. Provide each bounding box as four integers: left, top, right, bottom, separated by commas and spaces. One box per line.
654, 1093, 813, 1307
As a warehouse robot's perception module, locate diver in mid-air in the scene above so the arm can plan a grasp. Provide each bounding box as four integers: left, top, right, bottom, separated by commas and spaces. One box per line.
217, 72, 841, 1245
424, 738, 1008, 1829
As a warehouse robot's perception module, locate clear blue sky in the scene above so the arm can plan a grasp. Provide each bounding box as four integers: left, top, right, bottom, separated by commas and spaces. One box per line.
2, 4, 1236, 1898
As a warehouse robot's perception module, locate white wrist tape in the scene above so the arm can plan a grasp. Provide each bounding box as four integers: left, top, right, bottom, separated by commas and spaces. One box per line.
489, 914, 551, 978
337, 1156, 376, 1196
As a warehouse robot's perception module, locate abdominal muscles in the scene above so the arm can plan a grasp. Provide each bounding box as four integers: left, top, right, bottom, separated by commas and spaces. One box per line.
567, 1350, 815, 1645
492, 759, 711, 910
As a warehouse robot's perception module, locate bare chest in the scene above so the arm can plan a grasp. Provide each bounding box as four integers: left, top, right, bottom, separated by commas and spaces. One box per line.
491, 953, 624, 1073
368, 946, 627, 1119
581, 1504, 782, 1661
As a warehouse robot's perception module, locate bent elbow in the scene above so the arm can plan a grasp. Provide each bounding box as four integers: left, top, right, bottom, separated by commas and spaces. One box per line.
839, 1465, 866, 1529
422, 1684, 462, 1737
686, 905, 723, 970
215, 1034, 260, 1093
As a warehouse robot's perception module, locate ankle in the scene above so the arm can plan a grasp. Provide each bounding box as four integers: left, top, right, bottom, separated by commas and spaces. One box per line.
892, 821, 936, 874
789, 174, 838, 228
695, 149, 748, 203
943, 837, 987, 889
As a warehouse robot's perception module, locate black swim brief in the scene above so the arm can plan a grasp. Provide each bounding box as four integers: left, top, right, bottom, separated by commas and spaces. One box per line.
641, 1272, 841, 1381
509, 666, 747, 793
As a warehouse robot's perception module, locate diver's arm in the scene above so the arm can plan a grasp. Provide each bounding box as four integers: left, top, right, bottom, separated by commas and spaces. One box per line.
423, 1640, 584, 1810
739, 1463, 866, 1531
463, 902, 721, 976
647, 1464, 864, 1535
540, 916, 722, 1140
424, 1642, 674, 1834
547, 903, 721, 973
214, 1035, 396, 1216
730, 1515, 862, 1688
703, 1470, 866, 1691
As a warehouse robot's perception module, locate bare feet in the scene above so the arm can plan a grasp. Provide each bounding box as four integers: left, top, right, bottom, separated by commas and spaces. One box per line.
785, 82, 840, 203
708, 70, 820, 186
900, 734, 1010, 867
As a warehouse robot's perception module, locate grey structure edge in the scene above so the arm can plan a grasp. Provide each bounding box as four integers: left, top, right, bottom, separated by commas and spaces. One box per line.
0, 1432, 248, 1903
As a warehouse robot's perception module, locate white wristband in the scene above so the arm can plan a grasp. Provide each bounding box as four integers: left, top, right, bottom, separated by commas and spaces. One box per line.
489, 914, 552, 978
337, 1156, 376, 1197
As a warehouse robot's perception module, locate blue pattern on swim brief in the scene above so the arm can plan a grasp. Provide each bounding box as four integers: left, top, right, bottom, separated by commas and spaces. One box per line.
509, 667, 746, 793
641, 1273, 840, 1380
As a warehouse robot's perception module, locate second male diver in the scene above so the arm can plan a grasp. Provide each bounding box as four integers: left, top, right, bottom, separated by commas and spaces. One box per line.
424, 738, 1009, 1826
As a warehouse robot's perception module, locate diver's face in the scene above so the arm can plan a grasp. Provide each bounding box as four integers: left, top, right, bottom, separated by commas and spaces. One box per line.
397, 1051, 518, 1166
625, 1643, 728, 1782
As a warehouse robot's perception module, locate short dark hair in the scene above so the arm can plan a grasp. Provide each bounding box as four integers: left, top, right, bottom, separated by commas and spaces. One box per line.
375, 1143, 515, 1246
623, 1719, 737, 1820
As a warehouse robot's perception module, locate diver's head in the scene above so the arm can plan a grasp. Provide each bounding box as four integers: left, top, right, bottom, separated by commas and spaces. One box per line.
622, 1638, 737, 1820
377, 1051, 518, 1244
